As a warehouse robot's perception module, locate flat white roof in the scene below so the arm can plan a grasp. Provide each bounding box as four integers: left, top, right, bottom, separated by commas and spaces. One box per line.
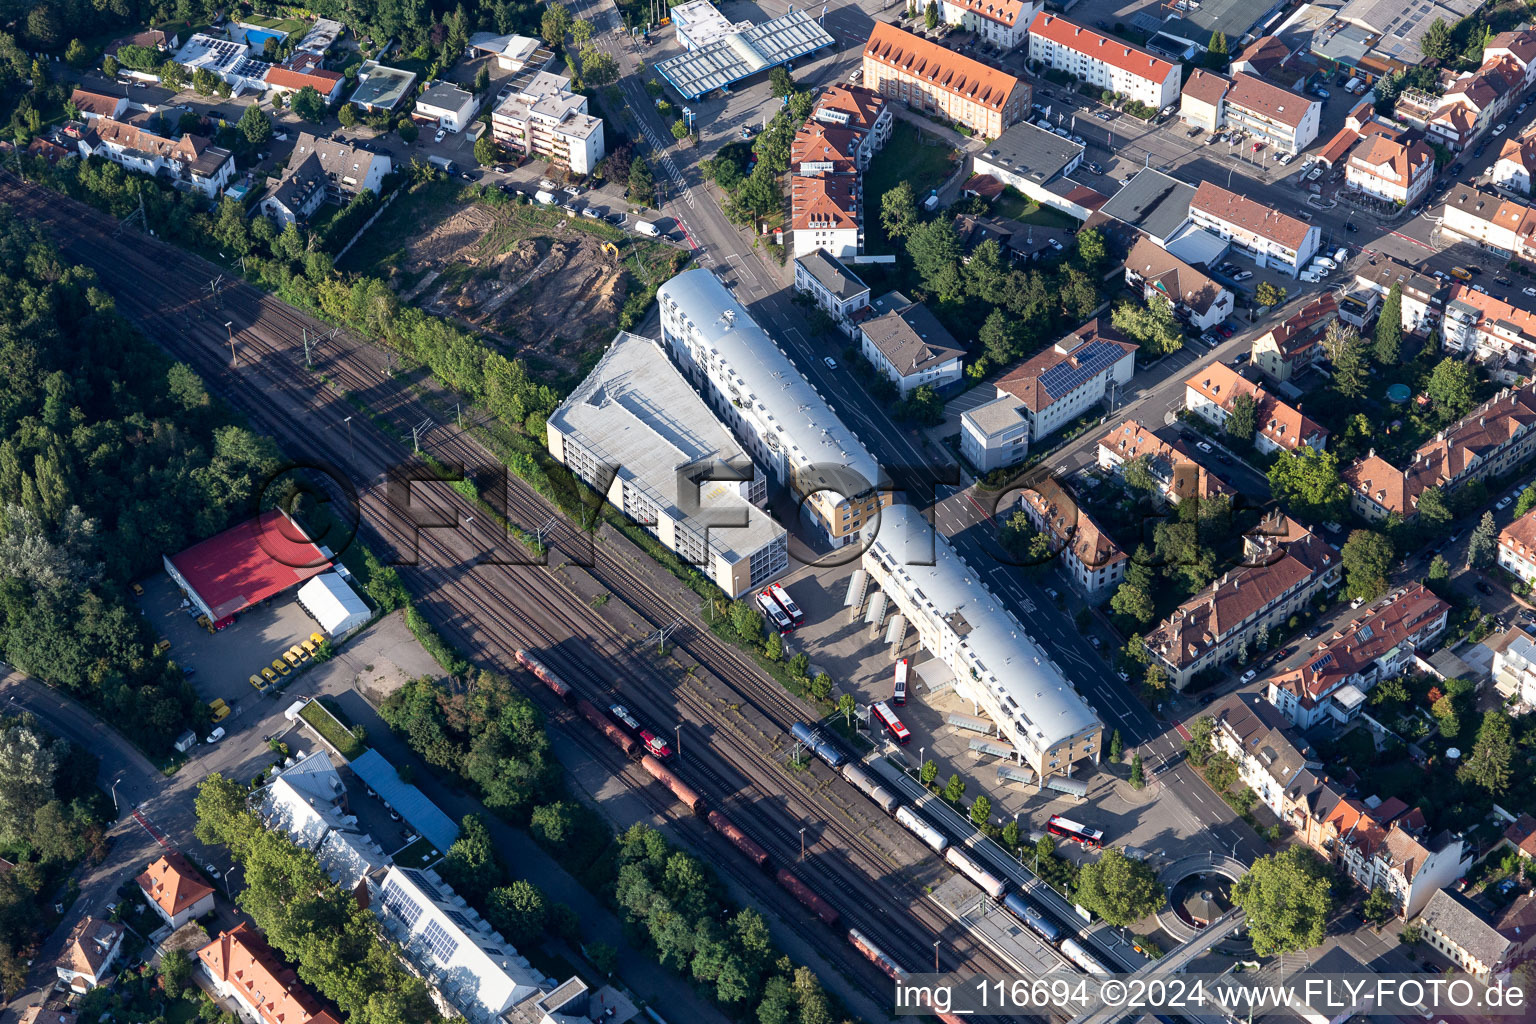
866, 502, 1102, 752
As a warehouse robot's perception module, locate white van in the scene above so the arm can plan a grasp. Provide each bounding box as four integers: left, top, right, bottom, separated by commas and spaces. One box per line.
635, 219, 660, 237
534, 189, 558, 205
1301, 269, 1321, 283
1313, 255, 1337, 270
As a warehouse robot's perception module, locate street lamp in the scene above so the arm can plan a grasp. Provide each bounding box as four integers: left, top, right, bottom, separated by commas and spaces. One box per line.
933, 939, 941, 972
225, 321, 235, 364
111, 775, 125, 818
675, 723, 683, 766
799, 827, 807, 861
342, 415, 354, 462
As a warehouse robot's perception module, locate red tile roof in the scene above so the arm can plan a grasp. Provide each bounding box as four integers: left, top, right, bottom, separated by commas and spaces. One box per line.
1021, 478, 1126, 572
1096, 419, 1235, 503
1316, 126, 1360, 167
1227, 73, 1315, 128
791, 174, 859, 231
70, 88, 124, 117
996, 319, 1135, 413
1028, 13, 1176, 84
791, 121, 859, 174
1275, 583, 1448, 699
813, 84, 887, 133
137, 852, 214, 919
945, 0, 1028, 27
1181, 69, 1231, 106
1253, 293, 1337, 364
864, 22, 1022, 112
198, 925, 340, 1024
1185, 362, 1329, 451
1191, 180, 1314, 250
1348, 134, 1435, 189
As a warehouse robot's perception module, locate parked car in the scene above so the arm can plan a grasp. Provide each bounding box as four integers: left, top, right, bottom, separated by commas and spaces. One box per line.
1496, 123, 1509, 134
1187, 125, 1203, 137
1087, 161, 1105, 173
1497, 495, 1513, 509
434, 128, 446, 143
563, 184, 582, 196
1241, 669, 1257, 683
1070, 134, 1085, 145
205, 727, 226, 743
1476, 579, 1495, 595
1451, 266, 1473, 280
1232, 270, 1253, 281
1196, 440, 1214, 453
1217, 324, 1234, 338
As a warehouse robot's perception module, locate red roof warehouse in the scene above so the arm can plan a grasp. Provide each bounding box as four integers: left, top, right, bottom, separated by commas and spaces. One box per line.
162, 509, 331, 624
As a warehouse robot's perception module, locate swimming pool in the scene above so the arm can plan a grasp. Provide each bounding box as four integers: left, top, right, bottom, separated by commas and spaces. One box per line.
242, 26, 286, 51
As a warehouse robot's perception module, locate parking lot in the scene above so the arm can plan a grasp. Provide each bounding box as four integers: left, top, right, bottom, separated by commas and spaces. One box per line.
137, 572, 326, 732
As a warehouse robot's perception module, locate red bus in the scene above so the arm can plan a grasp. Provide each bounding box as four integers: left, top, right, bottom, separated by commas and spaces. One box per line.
871, 700, 911, 745
768, 583, 805, 625
755, 591, 794, 634
893, 659, 908, 706
1046, 815, 1104, 849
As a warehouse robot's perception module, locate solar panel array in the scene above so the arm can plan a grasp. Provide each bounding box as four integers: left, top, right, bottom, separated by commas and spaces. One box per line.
1036, 340, 1124, 401
382, 878, 424, 926
421, 918, 460, 962
404, 868, 446, 901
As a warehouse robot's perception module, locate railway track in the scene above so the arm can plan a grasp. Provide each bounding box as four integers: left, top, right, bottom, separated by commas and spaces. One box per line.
0, 179, 1062, 1016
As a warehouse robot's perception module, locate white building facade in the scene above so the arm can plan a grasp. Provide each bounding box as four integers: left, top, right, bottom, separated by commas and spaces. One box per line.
1027, 14, 1181, 110
941, 0, 1038, 49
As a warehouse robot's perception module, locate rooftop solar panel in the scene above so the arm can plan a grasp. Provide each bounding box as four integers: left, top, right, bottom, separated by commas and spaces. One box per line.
1036, 340, 1123, 400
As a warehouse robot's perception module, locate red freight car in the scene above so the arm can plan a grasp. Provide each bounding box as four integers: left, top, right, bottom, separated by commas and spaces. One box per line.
641, 754, 704, 813
578, 699, 637, 756
516, 649, 573, 701
847, 928, 906, 982
706, 810, 770, 868
774, 868, 840, 928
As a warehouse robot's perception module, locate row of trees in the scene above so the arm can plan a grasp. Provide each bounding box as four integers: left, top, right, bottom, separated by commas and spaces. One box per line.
195, 774, 443, 1024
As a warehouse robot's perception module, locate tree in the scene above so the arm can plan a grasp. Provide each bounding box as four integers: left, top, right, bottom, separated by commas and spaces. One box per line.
1363, 887, 1394, 926
1076, 226, 1108, 272
880, 183, 918, 240
1002, 819, 1021, 848
573, 19, 594, 45
1466, 511, 1498, 568
970, 794, 992, 828
1515, 483, 1536, 518
580, 46, 619, 87
769, 65, 795, 98
337, 102, 359, 127
1076, 848, 1163, 926
1427, 358, 1477, 420
64, 38, 89, 67
810, 673, 832, 702
159, 60, 186, 91
190, 67, 218, 96
1111, 296, 1183, 356
942, 774, 965, 804
764, 631, 783, 661
0, 724, 62, 846
925, 0, 940, 29
1110, 581, 1156, 626
1268, 446, 1347, 523
1333, 337, 1368, 399
474, 66, 491, 94
906, 218, 964, 302
441, 814, 504, 901
979, 308, 1018, 367
1185, 716, 1215, 766
397, 117, 419, 143
1458, 711, 1513, 794
1233, 847, 1335, 956
542, 2, 572, 46
239, 103, 272, 145
1226, 392, 1257, 443
159, 948, 193, 998
920, 759, 938, 787
290, 86, 327, 122
102, 54, 119, 78
1374, 284, 1404, 365
1428, 553, 1450, 583
837, 693, 855, 727
628, 157, 656, 205
671, 118, 689, 141
1421, 18, 1455, 63
965, 239, 1009, 305
1341, 529, 1394, 601
1144, 663, 1169, 694
1130, 753, 1145, 789
1255, 280, 1286, 308
1108, 730, 1123, 764
474, 135, 499, 165
487, 880, 547, 946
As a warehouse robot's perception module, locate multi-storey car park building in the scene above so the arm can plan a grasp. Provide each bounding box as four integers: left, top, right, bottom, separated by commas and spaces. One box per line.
657, 269, 889, 547
864, 501, 1103, 788
655, 269, 1104, 781
546, 331, 788, 598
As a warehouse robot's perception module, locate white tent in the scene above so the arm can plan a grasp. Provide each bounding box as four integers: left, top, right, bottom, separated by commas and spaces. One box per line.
297, 572, 370, 637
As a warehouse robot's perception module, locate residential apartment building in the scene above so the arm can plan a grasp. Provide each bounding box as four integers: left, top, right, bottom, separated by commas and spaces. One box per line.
1350, 258, 1446, 336
860, 301, 964, 395
1342, 383, 1536, 521
971, 121, 1099, 221
1442, 284, 1536, 384
415, 81, 479, 132
137, 851, 216, 929
259, 751, 386, 893
1019, 478, 1127, 600
1266, 583, 1450, 728
1249, 294, 1337, 384
199, 924, 341, 1024
1222, 73, 1321, 155
547, 331, 788, 597
961, 319, 1135, 472
1417, 890, 1516, 981
1145, 514, 1340, 689
1334, 803, 1467, 919
1178, 69, 1229, 134
1027, 14, 1180, 110
69, 87, 127, 121
790, 167, 861, 258
941, 0, 1038, 49
1184, 363, 1329, 455
75, 116, 234, 197
1190, 181, 1321, 277
56, 917, 124, 994
864, 501, 1103, 786
658, 269, 889, 547
790, 85, 889, 259
261, 131, 392, 228
1439, 186, 1536, 257
1345, 135, 1435, 206
1124, 236, 1234, 331
793, 250, 870, 335
490, 71, 605, 174
1493, 626, 1536, 704
1493, 129, 1536, 195
1205, 692, 1322, 821
810, 84, 892, 170
1499, 507, 1536, 585
1096, 419, 1235, 507
863, 23, 1029, 138
263, 51, 345, 104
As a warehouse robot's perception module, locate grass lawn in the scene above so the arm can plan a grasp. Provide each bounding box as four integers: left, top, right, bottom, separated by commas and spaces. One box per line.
993, 191, 1079, 230
863, 121, 958, 253
338, 177, 464, 275
394, 835, 443, 868
299, 700, 366, 761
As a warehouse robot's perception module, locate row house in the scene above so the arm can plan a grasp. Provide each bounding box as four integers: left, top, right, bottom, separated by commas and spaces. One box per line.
1249, 293, 1337, 384
1492, 129, 1536, 195
1485, 29, 1536, 90
941, 0, 1038, 50
962, 320, 1135, 471
1018, 478, 1127, 601
1439, 186, 1536, 258
1417, 890, 1536, 981
1145, 514, 1340, 690
1204, 692, 1321, 822
859, 300, 965, 395
1498, 507, 1536, 586
75, 116, 235, 197
1342, 382, 1536, 521
199, 924, 342, 1024
1442, 283, 1536, 383
793, 250, 871, 337
1189, 181, 1321, 277
1027, 14, 1180, 111
863, 22, 1029, 139
1407, 35, 1530, 153
1345, 134, 1435, 207
1266, 582, 1450, 729
1124, 236, 1234, 331
1350, 258, 1447, 336
1184, 362, 1329, 455
810, 84, 892, 170
1095, 419, 1234, 507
